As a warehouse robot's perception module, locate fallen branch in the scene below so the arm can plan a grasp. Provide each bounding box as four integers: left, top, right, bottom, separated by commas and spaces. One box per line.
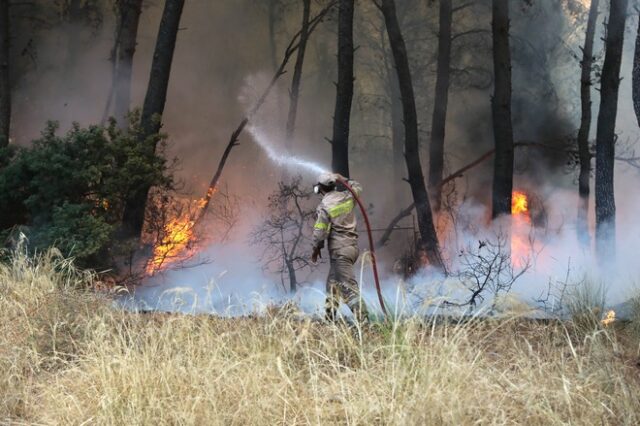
195, 1, 336, 226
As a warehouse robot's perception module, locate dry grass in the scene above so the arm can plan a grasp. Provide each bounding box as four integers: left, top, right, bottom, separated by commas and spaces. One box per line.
1, 249, 640, 425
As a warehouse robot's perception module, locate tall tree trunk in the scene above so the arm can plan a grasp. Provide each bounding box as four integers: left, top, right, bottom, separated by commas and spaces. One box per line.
268, 0, 279, 72
490, 0, 514, 219
633, 9, 640, 127
379, 21, 404, 200
121, 0, 185, 240
576, 0, 599, 246
331, 0, 355, 177
381, 27, 404, 200
285, 0, 311, 153
380, 0, 444, 270
595, 0, 628, 262
428, 0, 452, 211
0, 0, 10, 147
390, 66, 404, 188
114, 0, 144, 126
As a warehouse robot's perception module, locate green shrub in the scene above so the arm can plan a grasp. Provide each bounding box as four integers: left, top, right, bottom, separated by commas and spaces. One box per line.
0, 117, 173, 266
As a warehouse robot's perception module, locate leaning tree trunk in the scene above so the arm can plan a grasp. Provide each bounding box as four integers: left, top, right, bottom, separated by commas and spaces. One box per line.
331, 0, 355, 177
121, 0, 185, 240
285, 0, 311, 154
0, 0, 10, 147
380, 0, 444, 270
576, 0, 599, 246
633, 8, 640, 128
428, 0, 452, 211
490, 0, 514, 219
595, 0, 628, 262
114, 0, 144, 126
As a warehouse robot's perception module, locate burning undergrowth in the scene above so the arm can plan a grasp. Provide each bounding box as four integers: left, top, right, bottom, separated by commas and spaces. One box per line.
122, 181, 640, 323
141, 185, 239, 276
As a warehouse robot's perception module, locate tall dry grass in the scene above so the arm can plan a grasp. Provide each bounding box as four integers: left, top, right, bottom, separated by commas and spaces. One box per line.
1, 249, 640, 425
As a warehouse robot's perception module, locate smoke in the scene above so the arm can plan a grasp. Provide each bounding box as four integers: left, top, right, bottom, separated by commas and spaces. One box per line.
8, 1, 640, 317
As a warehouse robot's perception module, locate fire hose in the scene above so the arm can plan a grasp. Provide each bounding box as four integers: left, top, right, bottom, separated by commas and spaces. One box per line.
336, 177, 388, 317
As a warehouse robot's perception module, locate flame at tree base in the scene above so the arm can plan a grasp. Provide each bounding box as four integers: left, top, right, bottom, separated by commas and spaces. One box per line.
511, 190, 532, 267
145, 193, 212, 275
146, 216, 197, 275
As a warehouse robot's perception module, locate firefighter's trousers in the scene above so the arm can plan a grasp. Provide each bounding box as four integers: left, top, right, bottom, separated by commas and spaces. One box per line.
325, 245, 369, 322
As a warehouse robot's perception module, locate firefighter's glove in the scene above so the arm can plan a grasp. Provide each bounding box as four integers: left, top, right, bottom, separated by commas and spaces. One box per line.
311, 246, 322, 264
333, 173, 346, 182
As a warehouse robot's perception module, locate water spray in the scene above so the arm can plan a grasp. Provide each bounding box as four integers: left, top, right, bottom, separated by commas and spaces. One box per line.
245, 124, 387, 317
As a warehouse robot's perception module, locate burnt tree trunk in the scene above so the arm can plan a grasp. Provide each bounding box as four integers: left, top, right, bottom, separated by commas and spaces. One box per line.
331, 0, 355, 177
576, 0, 599, 246
490, 0, 514, 219
633, 9, 640, 127
595, 0, 628, 261
380, 0, 444, 270
285, 0, 311, 153
114, 0, 144, 125
0, 0, 10, 147
121, 0, 185, 240
428, 0, 452, 211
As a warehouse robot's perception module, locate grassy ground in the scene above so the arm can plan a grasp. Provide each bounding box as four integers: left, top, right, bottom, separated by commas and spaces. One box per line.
1, 249, 640, 425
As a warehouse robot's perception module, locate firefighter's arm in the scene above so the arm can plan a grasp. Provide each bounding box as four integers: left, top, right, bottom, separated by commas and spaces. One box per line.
312, 206, 330, 250
333, 173, 362, 196
347, 179, 362, 196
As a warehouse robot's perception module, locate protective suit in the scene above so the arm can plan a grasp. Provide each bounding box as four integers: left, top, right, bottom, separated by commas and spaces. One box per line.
312, 175, 369, 322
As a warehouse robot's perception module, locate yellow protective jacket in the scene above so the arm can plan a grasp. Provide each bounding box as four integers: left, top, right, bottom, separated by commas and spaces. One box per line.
312, 180, 362, 252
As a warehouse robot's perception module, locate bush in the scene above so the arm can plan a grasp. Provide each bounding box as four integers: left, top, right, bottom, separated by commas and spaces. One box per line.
0, 117, 173, 266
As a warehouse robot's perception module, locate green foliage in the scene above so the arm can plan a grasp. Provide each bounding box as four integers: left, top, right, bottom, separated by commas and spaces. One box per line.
0, 118, 173, 265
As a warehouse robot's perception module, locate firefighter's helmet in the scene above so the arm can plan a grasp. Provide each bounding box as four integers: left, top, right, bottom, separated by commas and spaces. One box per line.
314, 172, 337, 194
317, 172, 336, 187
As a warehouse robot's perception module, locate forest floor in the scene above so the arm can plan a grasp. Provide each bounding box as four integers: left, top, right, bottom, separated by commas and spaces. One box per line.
2, 250, 640, 425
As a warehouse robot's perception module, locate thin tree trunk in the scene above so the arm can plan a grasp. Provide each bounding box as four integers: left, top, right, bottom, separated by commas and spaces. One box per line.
0, 0, 10, 147
121, 0, 185, 240
114, 0, 144, 125
380, 0, 444, 270
595, 0, 628, 261
286, 259, 297, 292
386, 47, 404, 187
268, 0, 279, 72
576, 0, 599, 246
285, 0, 311, 153
428, 0, 452, 211
380, 24, 404, 199
633, 9, 640, 127
331, 0, 355, 177
491, 0, 514, 219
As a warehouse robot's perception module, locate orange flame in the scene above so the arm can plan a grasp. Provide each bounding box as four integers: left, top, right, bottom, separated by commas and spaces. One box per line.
511, 190, 530, 220
146, 216, 196, 274
601, 310, 615, 326
146, 193, 211, 275
511, 190, 531, 267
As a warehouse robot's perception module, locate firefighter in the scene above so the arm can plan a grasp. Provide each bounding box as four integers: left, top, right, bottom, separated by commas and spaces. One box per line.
311, 172, 369, 322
